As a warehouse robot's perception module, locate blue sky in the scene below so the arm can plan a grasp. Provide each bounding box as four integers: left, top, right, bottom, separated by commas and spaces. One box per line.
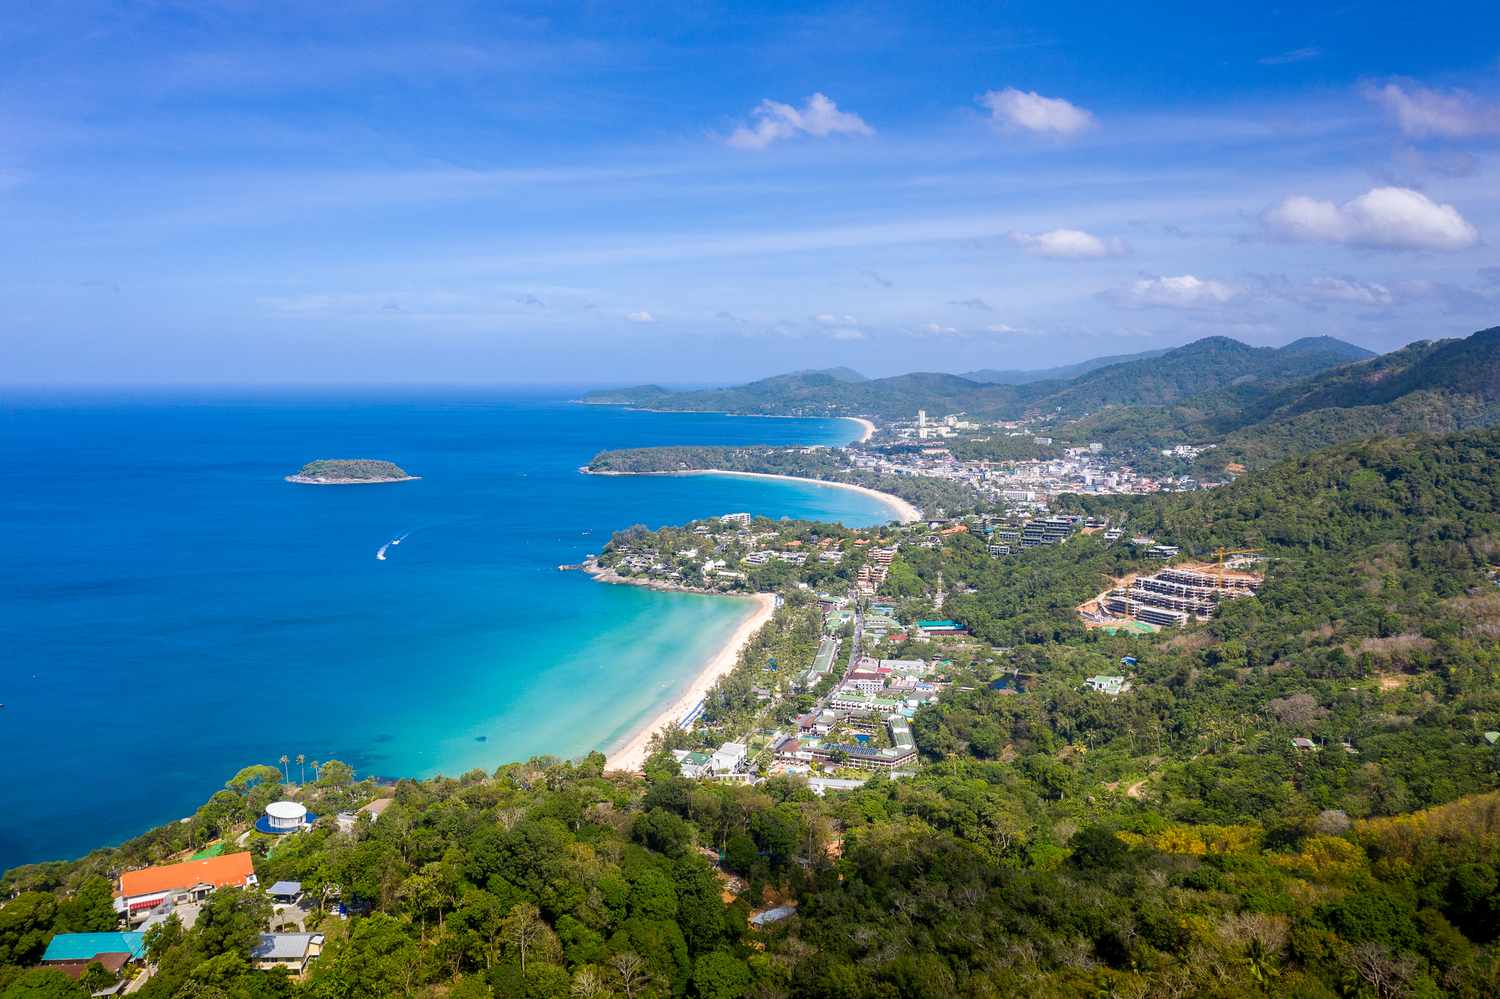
4, 1, 1500, 384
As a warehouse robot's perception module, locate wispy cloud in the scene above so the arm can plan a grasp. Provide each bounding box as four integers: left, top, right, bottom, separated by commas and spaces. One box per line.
1258, 47, 1322, 66
947, 297, 993, 311
978, 88, 1094, 135
860, 269, 893, 288
726, 93, 873, 150
1263, 186, 1479, 251
624, 310, 655, 323
1364, 81, 1500, 138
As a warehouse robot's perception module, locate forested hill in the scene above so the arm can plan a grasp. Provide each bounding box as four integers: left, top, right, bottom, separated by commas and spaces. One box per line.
1208, 326, 1500, 465
579, 335, 1372, 421
961, 347, 1169, 384
4, 427, 1500, 997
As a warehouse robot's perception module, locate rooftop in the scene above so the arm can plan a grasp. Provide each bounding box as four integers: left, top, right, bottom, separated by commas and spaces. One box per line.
42, 932, 147, 963
118, 852, 255, 898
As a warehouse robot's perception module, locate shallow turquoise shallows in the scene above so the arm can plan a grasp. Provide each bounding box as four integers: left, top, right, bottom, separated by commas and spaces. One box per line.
0, 389, 895, 868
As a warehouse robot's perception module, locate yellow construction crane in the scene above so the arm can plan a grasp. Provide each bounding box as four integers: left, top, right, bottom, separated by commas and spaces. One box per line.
1213, 546, 1262, 588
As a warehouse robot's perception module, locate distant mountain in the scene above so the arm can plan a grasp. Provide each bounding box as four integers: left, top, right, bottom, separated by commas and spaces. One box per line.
1215, 326, 1500, 464
1036, 335, 1374, 417
579, 336, 1375, 423
962, 348, 1169, 385
576, 384, 672, 406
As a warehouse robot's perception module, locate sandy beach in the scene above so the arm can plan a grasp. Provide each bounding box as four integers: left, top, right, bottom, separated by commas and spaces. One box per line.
686, 469, 919, 524
845, 417, 876, 443
605, 592, 777, 772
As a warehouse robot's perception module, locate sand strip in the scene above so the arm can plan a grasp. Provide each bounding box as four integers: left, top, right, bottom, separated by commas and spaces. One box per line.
604, 592, 777, 772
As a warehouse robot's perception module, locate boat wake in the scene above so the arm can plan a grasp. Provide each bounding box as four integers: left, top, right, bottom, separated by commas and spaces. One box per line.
376, 531, 412, 561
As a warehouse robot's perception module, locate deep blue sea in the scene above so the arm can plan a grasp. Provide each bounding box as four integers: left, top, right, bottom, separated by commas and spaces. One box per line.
0, 389, 895, 869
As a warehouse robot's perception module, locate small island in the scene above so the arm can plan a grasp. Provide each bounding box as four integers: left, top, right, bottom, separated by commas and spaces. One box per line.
284, 459, 420, 485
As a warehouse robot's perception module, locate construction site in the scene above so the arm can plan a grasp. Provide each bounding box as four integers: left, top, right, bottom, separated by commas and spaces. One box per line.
1079, 551, 1265, 630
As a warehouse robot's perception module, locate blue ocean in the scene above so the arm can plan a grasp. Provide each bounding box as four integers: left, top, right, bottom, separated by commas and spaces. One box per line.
0, 390, 894, 869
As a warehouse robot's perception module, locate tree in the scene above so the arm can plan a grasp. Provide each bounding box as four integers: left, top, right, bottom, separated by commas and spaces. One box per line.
279, 754, 290, 783
0, 892, 59, 966
318, 760, 355, 786
195, 887, 272, 959
0, 968, 87, 999
54, 876, 116, 933
609, 951, 654, 999
692, 951, 751, 999
296, 753, 306, 785
501, 901, 545, 973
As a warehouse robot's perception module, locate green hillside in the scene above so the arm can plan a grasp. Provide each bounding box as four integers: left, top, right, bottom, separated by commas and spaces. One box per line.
580, 336, 1373, 423
7, 427, 1500, 998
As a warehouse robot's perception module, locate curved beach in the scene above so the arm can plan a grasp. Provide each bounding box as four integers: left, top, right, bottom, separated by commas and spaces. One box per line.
605, 592, 777, 772
686, 470, 918, 524
845, 417, 876, 443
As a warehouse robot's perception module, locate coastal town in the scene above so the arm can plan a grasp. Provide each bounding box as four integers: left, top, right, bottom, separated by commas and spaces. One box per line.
583, 417, 1266, 795
849, 410, 1223, 511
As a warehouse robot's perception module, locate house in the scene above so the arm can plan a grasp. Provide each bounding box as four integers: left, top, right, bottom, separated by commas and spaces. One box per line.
1084, 675, 1131, 696
41, 932, 147, 978
916, 619, 967, 636
671, 750, 713, 778
116, 852, 257, 924
709, 742, 749, 775
251, 933, 325, 976
1290, 738, 1318, 751
266, 881, 303, 905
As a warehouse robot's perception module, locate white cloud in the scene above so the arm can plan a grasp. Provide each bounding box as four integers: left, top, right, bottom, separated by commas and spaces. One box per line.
829, 327, 865, 340
1365, 82, 1500, 138
624, 310, 655, 323
814, 313, 858, 326
1263, 186, 1479, 251
924, 322, 958, 334
986, 323, 1025, 334
1113, 274, 1238, 309
1009, 227, 1126, 259
978, 88, 1094, 135
727, 93, 873, 150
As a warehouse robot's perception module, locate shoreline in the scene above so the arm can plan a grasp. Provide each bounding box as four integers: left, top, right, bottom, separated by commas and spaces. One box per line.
583, 467, 919, 524
578, 401, 876, 447
845, 417, 876, 443
284, 475, 421, 485
603, 591, 777, 772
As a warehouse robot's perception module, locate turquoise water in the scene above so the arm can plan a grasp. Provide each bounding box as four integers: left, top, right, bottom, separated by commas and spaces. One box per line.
0, 390, 895, 868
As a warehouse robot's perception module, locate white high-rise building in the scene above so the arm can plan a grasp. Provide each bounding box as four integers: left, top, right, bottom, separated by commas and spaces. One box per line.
917, 410, 928, 439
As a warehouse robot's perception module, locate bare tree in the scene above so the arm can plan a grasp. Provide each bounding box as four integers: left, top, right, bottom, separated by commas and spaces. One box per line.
609, 951, 652, 999
501, 902, 544, 973
1350, 942, 1417, 999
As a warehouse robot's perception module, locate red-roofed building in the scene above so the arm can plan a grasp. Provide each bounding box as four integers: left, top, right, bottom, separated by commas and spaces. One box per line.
116, 853, 257, 924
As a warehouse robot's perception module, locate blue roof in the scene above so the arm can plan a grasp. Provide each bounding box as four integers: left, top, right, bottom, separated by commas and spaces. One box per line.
43, 932, 147, 962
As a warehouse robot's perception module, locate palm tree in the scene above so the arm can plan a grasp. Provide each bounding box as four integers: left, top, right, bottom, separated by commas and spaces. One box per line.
296, 754, 306, 785
311, 760, 321, 782
279, 754, 289, 783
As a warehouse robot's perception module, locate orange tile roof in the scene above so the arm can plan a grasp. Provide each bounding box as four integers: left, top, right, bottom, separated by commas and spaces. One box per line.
119, 852, 255, 898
